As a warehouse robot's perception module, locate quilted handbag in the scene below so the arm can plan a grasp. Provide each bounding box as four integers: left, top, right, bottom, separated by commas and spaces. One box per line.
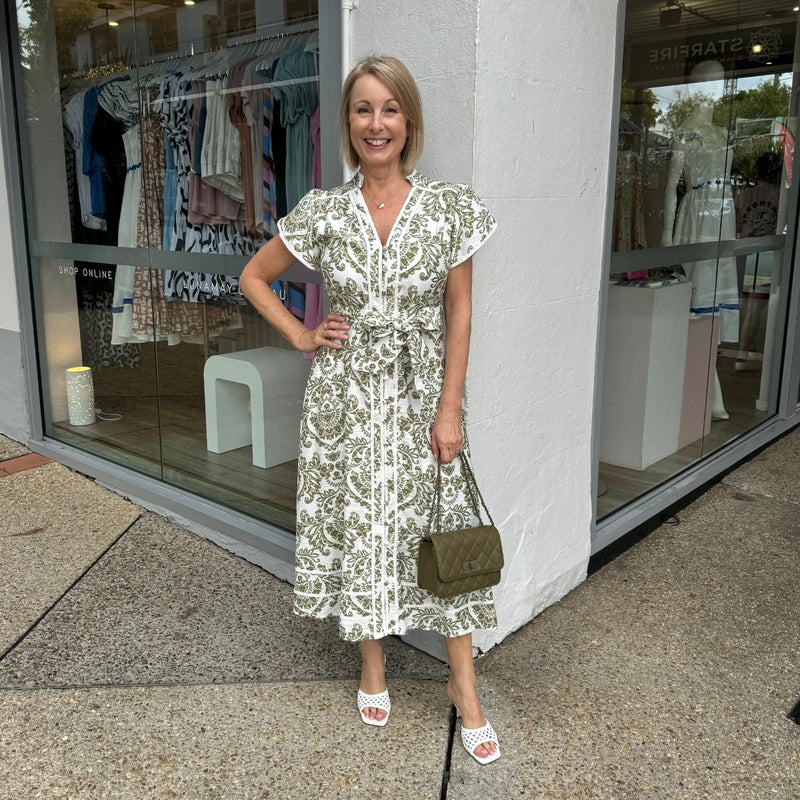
417, 454, 504, 598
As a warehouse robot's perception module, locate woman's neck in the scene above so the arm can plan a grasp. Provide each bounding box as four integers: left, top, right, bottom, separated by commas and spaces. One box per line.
360, 165, 408, 192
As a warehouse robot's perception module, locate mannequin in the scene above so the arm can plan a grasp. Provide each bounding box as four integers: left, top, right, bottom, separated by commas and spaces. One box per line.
661, 60, 740, 420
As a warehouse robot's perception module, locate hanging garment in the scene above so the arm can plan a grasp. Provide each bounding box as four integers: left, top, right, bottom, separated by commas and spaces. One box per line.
200, 76, 245, 202
187, 80, 242, 225
110, 125, 141, 345
228, 57, 260, 235
241, 57, 271, 237
63, 92, 107, 231
271, 47, 318, 212
281, 170, 498, 642
613, 150, 647, 252
262, 87, 279, 235
669, 136, 740, 342
82, 86, 107, 219
139, 85, 166, 248
89, 104, 128, 243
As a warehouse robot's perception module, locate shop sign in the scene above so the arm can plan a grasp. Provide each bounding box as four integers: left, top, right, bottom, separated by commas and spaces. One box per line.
628, 22, 795, 85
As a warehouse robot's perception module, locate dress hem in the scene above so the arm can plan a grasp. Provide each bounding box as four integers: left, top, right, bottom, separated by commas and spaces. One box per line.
292, 604, 497, 643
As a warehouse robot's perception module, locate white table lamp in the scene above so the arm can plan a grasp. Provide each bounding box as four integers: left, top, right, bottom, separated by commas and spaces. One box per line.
65, 366, 95, 425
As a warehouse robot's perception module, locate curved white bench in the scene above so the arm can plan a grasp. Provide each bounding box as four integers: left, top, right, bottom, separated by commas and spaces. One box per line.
204, 347, 311, 469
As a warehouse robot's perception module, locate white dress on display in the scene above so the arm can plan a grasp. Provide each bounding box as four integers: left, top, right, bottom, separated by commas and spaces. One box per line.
668, 133, 740, 342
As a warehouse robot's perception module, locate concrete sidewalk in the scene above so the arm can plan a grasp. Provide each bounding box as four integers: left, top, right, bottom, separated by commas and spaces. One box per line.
0, 431, 798, 799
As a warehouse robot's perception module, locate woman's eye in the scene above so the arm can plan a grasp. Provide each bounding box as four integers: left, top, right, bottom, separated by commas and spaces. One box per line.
356, 107, 370, 114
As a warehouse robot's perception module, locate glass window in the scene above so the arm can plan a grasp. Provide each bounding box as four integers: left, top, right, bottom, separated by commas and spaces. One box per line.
597, 1, 799, 519
16, 0, 323, 532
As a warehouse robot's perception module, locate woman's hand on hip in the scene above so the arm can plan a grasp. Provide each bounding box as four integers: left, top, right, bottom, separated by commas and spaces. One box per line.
431, 407, 463, 464
298, 313, 349, 352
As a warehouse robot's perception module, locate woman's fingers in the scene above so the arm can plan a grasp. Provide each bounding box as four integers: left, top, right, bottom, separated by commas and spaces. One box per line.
437, 446, 462, 464
317, 314, 349, 349
430, 434, 463, 463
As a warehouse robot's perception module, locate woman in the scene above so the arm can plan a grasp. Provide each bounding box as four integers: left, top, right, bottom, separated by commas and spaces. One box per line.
239, 55, 499, 764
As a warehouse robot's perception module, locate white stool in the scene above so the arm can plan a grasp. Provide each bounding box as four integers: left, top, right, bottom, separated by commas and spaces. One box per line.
204, 347, 311, 469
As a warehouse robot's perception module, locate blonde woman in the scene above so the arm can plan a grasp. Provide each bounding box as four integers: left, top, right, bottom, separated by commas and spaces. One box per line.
240, 55, 499, 764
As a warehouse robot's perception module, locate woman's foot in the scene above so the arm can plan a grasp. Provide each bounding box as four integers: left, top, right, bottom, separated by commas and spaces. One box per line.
446, 678, 499, 761
359, 640, 388, 724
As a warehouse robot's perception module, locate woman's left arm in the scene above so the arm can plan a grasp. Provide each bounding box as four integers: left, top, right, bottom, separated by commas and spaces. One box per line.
431, 257, 472, 464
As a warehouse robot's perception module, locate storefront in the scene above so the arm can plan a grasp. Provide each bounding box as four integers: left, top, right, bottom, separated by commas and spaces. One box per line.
594, 0, 800, 551
1, 1, 798, 653
2, 0, 342, 578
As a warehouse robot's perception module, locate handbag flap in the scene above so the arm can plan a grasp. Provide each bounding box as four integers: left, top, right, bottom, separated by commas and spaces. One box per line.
429, 525, 504, 582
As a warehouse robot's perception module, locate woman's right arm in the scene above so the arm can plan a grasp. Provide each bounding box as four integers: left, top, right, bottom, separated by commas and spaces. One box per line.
239, 235, 348, 353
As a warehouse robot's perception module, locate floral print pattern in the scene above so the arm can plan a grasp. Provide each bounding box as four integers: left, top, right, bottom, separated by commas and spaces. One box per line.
279, 170, 497, 642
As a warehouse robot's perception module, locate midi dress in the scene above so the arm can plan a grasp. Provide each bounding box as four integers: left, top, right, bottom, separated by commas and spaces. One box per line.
279, 170, 498, 642
669, 135, 740, 342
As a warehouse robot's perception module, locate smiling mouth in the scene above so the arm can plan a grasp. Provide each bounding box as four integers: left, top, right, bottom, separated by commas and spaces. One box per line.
365, 138, 390, 146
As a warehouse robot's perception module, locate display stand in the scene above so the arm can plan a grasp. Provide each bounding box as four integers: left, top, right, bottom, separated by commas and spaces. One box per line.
599, 281, 692, 470
204, 347, 311, 469
678, 315, 719, 449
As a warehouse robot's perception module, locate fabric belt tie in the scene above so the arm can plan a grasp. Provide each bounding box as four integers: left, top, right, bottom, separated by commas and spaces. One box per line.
349, 305, 443, 393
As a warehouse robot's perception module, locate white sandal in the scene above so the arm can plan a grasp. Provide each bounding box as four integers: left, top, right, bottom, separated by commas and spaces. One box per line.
460, 719, 501, 765
357, 688, 391, 727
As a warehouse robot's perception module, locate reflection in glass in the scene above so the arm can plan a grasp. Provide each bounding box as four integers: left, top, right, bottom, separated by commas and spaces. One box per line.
16, 1, 322, 530
597, 1, 798, 520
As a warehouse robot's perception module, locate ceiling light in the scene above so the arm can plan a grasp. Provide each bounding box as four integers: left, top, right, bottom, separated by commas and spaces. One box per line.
184, 0, 196, 5
97, 3, 117, 26
794, 5, 799, 10
752, 44, 763, 53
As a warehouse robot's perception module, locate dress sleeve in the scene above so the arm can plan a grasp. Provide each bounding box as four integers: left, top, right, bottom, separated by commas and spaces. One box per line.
448, 185, 497, 268
277, 189, 323, 271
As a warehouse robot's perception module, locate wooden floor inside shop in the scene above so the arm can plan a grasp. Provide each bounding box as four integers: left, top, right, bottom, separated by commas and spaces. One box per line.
596, 352, 769, 520
53, 338, 298, 532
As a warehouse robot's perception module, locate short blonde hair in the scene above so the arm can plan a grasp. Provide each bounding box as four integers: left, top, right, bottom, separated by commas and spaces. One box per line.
340, 55, 424, 174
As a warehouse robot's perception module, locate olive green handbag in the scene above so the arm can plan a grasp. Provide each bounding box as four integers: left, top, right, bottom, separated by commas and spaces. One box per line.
417, 454, 504, 598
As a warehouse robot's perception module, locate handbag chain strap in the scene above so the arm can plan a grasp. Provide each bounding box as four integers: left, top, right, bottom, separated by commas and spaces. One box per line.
428, 453, 496, 536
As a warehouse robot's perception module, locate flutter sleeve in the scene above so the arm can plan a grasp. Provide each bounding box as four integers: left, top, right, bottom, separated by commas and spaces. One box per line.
448, 185, 497, 268
277, 189, 324, 270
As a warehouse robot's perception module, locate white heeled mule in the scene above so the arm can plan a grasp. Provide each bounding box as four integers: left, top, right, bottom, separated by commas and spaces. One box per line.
357, 688, 391, 727
456, 708, 501, 764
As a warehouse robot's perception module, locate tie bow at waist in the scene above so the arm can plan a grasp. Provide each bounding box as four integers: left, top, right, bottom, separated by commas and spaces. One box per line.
349, 306, 443, 384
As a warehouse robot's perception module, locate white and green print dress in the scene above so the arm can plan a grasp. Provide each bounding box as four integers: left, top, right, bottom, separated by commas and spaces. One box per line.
279, 170, 498, 642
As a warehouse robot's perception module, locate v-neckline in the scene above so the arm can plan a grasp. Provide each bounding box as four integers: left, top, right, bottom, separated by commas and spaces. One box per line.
358, 177, 415, 248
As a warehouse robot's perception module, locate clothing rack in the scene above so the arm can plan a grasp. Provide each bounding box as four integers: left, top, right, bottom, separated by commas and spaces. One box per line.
76, 25, 318, 85
160, 75, 319, 106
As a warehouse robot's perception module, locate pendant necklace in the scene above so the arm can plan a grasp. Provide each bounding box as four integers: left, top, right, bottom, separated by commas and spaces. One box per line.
364, 180, 407, 210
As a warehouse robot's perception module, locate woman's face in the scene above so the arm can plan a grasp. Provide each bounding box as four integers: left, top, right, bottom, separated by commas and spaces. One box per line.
348, 74, 408, 172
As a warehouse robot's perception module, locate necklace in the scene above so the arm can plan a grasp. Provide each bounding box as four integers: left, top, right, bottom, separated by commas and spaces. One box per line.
363, 180, 408, 210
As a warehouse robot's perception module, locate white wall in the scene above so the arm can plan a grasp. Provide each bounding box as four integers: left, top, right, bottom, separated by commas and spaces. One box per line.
0, 120, 30, 442
353, 0, 621, 651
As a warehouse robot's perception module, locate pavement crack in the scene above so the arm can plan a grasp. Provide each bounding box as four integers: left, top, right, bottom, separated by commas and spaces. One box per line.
439, 703, 457, 799
0, 513, 141, 665
789, 697, 800, 725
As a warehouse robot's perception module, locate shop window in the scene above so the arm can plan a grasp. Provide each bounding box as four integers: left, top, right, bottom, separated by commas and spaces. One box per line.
148, 8, 178, 56
286, 0, 319, 23
89, 19, 119, 66
15, 0, 326, 532
223, 0, 257, 36
597, 1, 799, 520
